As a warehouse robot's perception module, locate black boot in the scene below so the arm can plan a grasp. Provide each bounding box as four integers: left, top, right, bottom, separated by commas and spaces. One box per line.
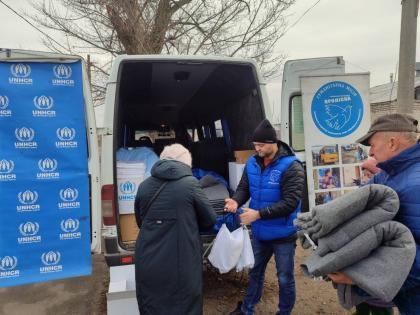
229, 301, 245, 315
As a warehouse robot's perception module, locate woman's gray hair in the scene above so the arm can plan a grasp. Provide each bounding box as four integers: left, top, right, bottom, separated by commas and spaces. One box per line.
160, 143, 192, 167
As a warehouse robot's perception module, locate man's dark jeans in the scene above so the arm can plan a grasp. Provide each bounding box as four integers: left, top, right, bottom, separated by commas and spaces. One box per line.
241, 238, 296, 315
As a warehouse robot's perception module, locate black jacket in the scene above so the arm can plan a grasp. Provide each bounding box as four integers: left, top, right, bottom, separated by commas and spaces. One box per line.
233, 141, 305, 240
134, 159, 216, 315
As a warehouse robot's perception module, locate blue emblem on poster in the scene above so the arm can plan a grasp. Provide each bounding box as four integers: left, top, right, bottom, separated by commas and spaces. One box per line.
311, 81, 364, 137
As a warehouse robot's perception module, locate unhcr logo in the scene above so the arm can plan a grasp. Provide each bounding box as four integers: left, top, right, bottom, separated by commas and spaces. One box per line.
0, 256, 18, 271
120, 181, 136, 194
9, 63, 32, 84
0, 159, 16, 181
53, 64, 72, 79
11, 63, 31, 77
41, 251, 61, 265
15, 127, 37, 149
59, 188, 80, 209
60, 188, 78, 201
40, 251, 63, 273
0, 95, 8, 109
15, 127, 35, 141
37, 158, 59, 180
18, 190, 38, 204
38, 158, 57, 172
19, 221, 39, 236
32, 95, 56, 117
0, 159, 14, 174
52, 64, 74, 86
0, 256, 19, 278
60, 218, 81, 240
0, 95, 11, 117
18, 221, 41, 244
34, 95, 53, 110
56, 127, 77, 148
118, 181, 136, 201
61, 218, 79, 232
17, 190, 40, 212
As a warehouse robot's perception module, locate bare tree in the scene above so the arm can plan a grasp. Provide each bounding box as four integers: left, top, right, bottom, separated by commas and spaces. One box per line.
30, 0, 294, 103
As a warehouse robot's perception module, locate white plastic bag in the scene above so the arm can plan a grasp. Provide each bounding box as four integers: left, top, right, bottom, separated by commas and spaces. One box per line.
208, 224, 244, 273
236, 226, 255, 272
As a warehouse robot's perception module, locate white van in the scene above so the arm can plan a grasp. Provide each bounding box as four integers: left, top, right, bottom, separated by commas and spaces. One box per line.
100, 54, 348, 266
100, 55, 272, 266
0, 48, 102, 253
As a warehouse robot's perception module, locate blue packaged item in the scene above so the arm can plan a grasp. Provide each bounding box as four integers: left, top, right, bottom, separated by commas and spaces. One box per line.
116, 147, 159, 177
201, 210, 242, 235
192, 168, 229, 188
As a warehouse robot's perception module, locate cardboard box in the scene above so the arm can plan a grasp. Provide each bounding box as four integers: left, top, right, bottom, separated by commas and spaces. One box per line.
229, 162, 246, 191
107, 265, 139, 315
119, 214, 139, 242
234, 150, 255, 164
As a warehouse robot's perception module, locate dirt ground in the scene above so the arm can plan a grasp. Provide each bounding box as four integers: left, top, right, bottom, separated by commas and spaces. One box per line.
0, 248, 394, 315
0, 254, 109, 315
203, 244, 353, 315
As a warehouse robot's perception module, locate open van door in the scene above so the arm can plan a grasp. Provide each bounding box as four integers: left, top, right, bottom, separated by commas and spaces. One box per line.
279, 57, 346, 212
0, 49, 101, 287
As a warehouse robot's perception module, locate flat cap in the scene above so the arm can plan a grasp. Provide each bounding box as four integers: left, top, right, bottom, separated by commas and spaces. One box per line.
356, 113, 418, 146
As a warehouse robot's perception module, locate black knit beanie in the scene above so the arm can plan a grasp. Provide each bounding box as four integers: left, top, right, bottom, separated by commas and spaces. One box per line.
252, 119, 277, 143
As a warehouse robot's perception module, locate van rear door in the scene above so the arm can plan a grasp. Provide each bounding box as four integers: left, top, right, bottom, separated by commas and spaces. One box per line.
280, 57, 346, 161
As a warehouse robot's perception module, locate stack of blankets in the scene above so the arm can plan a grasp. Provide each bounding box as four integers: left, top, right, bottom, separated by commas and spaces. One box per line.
294, 184, 416, 309
199, 175, 239, 234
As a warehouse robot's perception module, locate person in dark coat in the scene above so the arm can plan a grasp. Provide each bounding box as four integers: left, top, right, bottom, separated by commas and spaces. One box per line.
134, 143, 216, 315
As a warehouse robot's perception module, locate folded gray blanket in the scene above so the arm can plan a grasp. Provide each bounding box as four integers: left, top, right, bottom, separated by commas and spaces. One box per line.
294, 184, 399, 252
295, 184, 416, 309
335, 221, 415, 308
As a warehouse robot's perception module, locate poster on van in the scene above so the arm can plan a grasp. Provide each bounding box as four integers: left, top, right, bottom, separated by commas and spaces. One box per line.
300, 74, 371, 210
0, 61, 91, 287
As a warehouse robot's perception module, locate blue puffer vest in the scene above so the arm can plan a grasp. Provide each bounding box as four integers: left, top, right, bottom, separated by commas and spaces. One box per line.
246, 154, 301, 241
373, 142, 420, 283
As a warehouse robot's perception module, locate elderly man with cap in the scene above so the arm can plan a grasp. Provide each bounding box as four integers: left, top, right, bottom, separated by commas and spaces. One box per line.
225, 119, 305, 315
328, 113, 420, 315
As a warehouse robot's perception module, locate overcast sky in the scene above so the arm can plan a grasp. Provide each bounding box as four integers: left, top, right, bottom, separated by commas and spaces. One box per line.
0, 0, 419, 121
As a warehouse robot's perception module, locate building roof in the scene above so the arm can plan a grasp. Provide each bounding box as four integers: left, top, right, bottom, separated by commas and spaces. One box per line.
370, 77, 420, 104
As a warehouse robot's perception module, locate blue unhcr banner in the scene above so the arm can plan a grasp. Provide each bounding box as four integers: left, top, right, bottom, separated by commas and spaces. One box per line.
0, 61, 91, 287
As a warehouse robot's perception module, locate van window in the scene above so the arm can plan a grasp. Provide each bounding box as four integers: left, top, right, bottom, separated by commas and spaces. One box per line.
290, 95, 305, 151
415, 86, 420, 100
215, 120, 224, 137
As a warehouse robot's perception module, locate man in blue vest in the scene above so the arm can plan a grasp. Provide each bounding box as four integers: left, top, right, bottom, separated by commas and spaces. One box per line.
225, 119, 305, 315
328, 113, 420, 315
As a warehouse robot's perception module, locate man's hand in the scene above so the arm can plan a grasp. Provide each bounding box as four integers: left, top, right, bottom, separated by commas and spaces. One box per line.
327, 272, 354, 285
224, 198, 238, 213
239, 208, 261, 225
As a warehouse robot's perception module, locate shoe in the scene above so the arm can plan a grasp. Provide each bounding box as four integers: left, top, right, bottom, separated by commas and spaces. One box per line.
229, 301, 245, 315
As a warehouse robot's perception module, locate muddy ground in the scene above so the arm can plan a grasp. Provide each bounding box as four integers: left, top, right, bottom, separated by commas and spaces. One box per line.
203, 244, 354, 315
0, 246, 393, 315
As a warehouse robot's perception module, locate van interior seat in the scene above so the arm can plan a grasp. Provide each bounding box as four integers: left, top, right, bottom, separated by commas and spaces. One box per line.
154, 138, 177, 155
134, 136, 153, 148
191, 138, 229, 180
